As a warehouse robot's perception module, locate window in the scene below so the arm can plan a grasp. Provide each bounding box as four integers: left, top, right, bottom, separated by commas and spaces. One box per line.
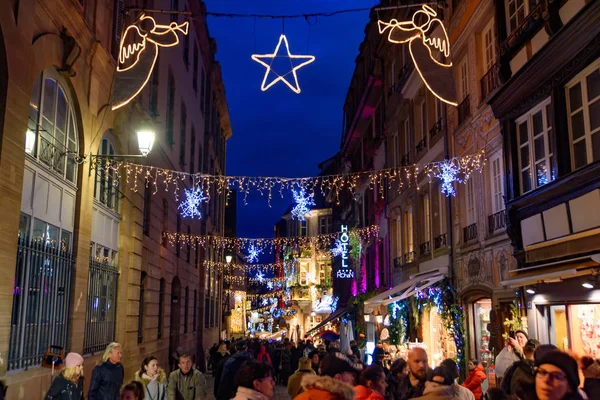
395, 218, 402, 258
193, 289, 197, 332
566, 61, 600, 169
94, 138, 118, 212
459, 57, 468, 101
186, 226, 191, 262
138, 272, 146, 343
404, 207, 414, 253
319, 216, 332, 234
421, 101, 427, 141
27, 73, 79, 184
149, 53, 160, 115
423, 194, 431, 244
516, 98, 555, 194
404, 119, 410, 159
184, 287, 189, 333
158, 278, 165, 339
162, 199, 169, 247
182, 13, 189, 67
490, 153, 505, 213
112, 0, 125, 58
166, 70, 175, 146
193, 45, 199, 92
189, 126, 196, 174
300, 220, 308, 236
390, 57, 396, 86
300, 270, 307, 285
198, 144, 203, 173
179, 101, 187, 166
506, 0, 527, 33
483, 20, 495, 72
467, 178, 475, 224
170, 0, 179, 22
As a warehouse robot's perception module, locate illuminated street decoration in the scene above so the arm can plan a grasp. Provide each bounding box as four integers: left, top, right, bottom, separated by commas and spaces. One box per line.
178, 187, 209, 219
247, 245, 260, 264
267, 281, 274, 290
251, 34, 315, 94
256, 271, 265, 283
336, 225, 354, 279
378, 5, 457, 106
437, 160, 461, 197
331, 238, 344, 257
291, 189, 315, 221
313, 295, 340, 313
112, 14, 189, 110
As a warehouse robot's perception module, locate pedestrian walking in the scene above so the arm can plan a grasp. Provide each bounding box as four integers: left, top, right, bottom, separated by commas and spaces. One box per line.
501, 339, 539, 398
167, 354, 206, 400
412, 366, 455, 400
135, 356, 168, 400
386, 358, 408, 400
389, 347, 428, 400
121, 381, 145, 400
257, 345, 272, 365
45, 352, 84, 400
212, 343, 229, 374
293, 352, 362, 400
532, 351, 584, 400
217, 340, 254, 400
88, 342, 124, 400
439, 359, 475, 400
355, 364, 387, 400
462, 360, 486, 400
231, 361, 275, 400
287, 357, 316, 398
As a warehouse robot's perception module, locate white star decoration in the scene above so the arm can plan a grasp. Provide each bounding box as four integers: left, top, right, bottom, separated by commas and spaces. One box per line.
267, 281, 274, 290
437, 160, 462, 197
256, 271, 265, 283
178, 187, 209, 219
331, 239, 344, 257
246, 245, 260, 264
291, 189, 315, 221
251, 34, 315, 94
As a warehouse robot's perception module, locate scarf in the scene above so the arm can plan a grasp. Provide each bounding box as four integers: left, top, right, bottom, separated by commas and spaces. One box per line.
142, 373, 158, 382
233, 386, 269, 400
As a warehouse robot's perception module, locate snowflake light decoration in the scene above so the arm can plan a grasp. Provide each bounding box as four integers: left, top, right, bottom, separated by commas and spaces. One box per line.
437, 160, 462, 197
291, 189, 315, 221
246, 245, 260, 264
266, 281, 274, 290
331, 239, 345, 257
178, 187, 209, 219
256, 271, 265, 283
262, 298, 269, 306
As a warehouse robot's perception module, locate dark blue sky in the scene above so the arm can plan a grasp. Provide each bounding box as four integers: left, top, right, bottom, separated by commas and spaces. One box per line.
204, 1, 374, 241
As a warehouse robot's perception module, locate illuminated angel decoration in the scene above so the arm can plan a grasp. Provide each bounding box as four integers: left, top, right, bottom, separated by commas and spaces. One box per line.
112, 14, 189, 110
291, 189, 315, 221
378, 5, 457, 105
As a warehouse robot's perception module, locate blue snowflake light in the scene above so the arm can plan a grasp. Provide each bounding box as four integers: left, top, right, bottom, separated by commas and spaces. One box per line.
267, 281, 274, 290
437, 160, 462, 197
331, 239, 344, 257
178, 187, 209, 219
246, 245, 260, 264
256, 271, 265, 283
262, 298, 269, 306
291, 189, 315, 221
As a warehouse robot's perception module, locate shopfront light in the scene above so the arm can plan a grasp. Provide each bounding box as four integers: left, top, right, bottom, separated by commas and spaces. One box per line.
364, 314, 371, 323
25, 129, 36, 154
525, 285, 538, 295
582, 279, 595, 289
375, 310, 383, 324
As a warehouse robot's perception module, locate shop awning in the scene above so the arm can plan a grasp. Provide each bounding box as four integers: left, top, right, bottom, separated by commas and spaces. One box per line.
364, 268, 447, 313
500, 268, 578, 288
305, 307, 349, 336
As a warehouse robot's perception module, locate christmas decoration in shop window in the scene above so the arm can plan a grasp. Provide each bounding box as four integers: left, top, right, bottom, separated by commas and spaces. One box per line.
378, 5, 457, 106
112, 14, 189, 110
251, 34, 315, 94
178, 187, 209, 219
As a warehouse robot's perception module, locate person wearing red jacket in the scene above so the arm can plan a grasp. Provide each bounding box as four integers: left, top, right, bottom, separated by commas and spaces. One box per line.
462, 360, 486, 400
355, 365, 387, 400
257, 345, 272, 365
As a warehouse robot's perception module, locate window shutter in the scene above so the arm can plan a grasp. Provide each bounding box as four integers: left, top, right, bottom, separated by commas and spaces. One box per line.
113, 0, 125, 47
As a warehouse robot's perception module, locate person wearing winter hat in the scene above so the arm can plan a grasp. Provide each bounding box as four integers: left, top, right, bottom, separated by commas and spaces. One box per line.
134, 356, 167, 400
45, 352, 85, 400
534, 351, 584, 400
287, 357, 316, 398
580, 356, 600, 399
294, 352, 362, 400
411, 365, 455, 400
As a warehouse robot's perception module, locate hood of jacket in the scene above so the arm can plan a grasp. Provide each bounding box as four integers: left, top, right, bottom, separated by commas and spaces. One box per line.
134, 368, 167, 385
423, 382, 454, 396
300, 375, 355, 400
232, 350, 254, 361
258, 345, 267, 354
470, 364, 487, 379
354, 385, 385, 400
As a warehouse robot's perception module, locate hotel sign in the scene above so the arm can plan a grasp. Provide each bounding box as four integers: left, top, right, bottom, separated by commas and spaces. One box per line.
336, 225, 354, 279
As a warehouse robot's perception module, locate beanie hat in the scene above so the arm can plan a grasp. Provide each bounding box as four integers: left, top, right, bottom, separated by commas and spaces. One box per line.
320, 352, 363, 377
65, 352, 84, 368
534, 344, 558, 362
515, 329, 529, 339
535, 351, 580, 391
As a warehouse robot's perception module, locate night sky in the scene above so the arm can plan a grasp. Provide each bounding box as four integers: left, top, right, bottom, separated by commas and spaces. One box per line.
203, 1, 374, 253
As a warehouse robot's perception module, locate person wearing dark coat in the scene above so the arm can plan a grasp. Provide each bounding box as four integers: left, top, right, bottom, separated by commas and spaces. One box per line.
580, 356, 600, 400
501, 339, 539, 398
350, 340, 361, 363
216, 340, 254, 400
88, 343, 124, 400
390, 347, 428, 400
213, 352, 230, 398
45, 353, 85, 400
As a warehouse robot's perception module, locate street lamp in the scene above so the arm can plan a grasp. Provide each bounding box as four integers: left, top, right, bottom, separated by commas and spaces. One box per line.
364, 314, 371, 323
375, 310, 383, 325
226, 255, 233, 264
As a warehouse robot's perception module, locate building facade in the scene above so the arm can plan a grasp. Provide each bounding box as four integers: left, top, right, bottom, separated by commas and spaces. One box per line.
0, 0, 229, 397
489, 0, 600, 357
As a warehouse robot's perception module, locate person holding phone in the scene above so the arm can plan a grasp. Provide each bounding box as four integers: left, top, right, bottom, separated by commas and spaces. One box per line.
495, 330, 530, 386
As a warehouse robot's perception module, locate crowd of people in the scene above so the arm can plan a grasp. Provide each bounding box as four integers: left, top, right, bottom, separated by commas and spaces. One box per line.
40, 332, 600, 400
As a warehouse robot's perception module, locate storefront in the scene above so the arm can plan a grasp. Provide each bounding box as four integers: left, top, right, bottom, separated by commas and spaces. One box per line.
420, 306, 458, 368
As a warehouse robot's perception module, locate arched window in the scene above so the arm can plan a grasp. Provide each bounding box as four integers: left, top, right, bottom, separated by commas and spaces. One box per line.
94, 137, 118, 212
138, 272, 147, 344
27, 72, 79, 184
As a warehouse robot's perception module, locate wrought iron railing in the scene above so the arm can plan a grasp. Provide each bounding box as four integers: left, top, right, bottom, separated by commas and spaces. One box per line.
488, 210, 508, 234
429, 118, 443, 141
434, 233, 448, 249
420, 241, 431, 255
9, 236, 75, 371
463, 223, 478, 243
83, 259, 119, 355
403, 251, 416, 264
387, 64, 413, 98
38, 135, 66, 175
401, 153, 411, 167
458, 95, 471, 125
416, 137, 427, 153
481, 64, 499, 100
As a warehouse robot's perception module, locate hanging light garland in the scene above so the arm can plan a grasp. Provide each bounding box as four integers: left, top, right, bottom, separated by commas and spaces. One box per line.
204, 260, 290, 272
99, 151, 485, 206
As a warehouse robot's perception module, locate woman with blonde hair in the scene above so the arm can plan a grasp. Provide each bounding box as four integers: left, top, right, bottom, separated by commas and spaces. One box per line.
89, 342, 124, 400
134, 356, 167, 400
44, 352, 84, 399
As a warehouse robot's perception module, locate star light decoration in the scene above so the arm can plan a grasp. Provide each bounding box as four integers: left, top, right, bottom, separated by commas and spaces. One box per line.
178, 187, 209, 219
331, 239, 345, 257
246, 245, 260, 264
251, 34, 315, 94
436, 160, 462, 197
262, 298, 269, 306
255, 271, 265, 283
266, 281, 274, 290
291, 189, 315, 221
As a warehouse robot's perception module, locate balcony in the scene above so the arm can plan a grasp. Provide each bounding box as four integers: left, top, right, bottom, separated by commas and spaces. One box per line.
429, 118, 443, 141
481, 64, 499, 101
401, 152, 411, 167
420, 241, 431, 255
463, 223, 478, 243
403, 251, 416, 264
393, 256, 403, 268
434, 233, 448, 249
458, 95, 471, 126
39, 135, 66, 174
488, 210, 508, 234
387, 64, 413, 99
416, 136, 427, 154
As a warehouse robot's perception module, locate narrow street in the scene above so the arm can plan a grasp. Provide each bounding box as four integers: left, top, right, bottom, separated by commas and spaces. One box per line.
204, 372, 292, 400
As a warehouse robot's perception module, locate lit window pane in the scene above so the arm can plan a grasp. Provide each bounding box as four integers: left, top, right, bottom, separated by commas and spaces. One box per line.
521, 169, 532, 193
569, 83, 582, 111
573, 140, 587, 169
536, 161, 549, 187
589, 99, 600, 132
42, 79, 56, 122
587, 69, 600, 101
534, 136, 545, 161
571, 111, 585, 140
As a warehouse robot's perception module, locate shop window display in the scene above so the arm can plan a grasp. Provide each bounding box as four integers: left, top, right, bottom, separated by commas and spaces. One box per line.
423, 307, 457, 368
473, 299, 492, 366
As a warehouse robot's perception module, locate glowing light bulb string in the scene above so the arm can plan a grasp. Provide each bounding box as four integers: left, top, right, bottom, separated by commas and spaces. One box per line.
100, 151, 485, 207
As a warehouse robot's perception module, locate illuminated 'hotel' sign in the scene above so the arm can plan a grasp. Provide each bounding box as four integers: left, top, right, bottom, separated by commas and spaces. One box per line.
336, 225, 354, 279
